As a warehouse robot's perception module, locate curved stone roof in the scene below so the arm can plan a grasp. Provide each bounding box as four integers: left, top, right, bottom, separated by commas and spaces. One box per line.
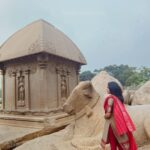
0, 19, 86, 64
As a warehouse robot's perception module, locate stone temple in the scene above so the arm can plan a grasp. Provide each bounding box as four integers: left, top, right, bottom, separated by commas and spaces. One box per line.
0, 19, 86, 115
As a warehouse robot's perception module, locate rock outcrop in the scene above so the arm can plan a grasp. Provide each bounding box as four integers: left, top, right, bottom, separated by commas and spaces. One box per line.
132, 81, 150, 105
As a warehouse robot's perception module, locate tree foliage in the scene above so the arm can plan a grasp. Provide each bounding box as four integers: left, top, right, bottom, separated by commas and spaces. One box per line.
80, 65, 150, 87
99, 65, 136, 85
79, 71, 95, 81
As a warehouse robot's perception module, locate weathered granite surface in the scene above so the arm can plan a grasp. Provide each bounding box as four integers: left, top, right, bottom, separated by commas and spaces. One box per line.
132, 81, 150, 105
13, 71, 150, 149
0, 125, 38, 149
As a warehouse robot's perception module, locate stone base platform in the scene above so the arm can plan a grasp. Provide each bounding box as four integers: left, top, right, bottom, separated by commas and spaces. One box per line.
0, 113, 75, 149
0, 112, 75, 129
0, 114, 46, 129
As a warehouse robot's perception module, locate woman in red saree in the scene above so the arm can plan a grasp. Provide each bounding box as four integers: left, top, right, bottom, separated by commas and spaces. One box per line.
101, 81, 137, 150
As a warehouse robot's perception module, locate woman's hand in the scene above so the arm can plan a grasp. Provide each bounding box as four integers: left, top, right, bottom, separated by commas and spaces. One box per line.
100, 139, 106, 150
104, 112, 112, 119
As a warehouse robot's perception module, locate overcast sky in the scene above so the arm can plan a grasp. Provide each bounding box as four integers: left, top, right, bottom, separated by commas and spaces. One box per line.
0, 0, 150, 71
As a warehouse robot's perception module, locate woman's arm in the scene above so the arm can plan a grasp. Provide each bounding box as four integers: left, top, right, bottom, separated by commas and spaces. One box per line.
104, 98, 113, 119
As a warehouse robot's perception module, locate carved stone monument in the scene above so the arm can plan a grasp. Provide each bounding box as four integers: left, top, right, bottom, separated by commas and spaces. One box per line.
0, 19, 86, 115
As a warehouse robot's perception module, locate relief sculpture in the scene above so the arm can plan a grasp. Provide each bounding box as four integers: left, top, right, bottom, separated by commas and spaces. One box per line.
60, 75, 67, 105
17, 72, 25, 107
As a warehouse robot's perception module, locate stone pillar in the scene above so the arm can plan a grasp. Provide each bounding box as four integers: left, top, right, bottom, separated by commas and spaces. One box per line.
76, 65, 81, 84
56, 67, 61, 107
0, 69, 5, 110
12, 72, 17, 110
37, 54, 49, 110
25, 69, 31, 110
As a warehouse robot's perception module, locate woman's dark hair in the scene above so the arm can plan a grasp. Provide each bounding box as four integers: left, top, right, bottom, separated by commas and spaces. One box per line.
108, 81, 124, 103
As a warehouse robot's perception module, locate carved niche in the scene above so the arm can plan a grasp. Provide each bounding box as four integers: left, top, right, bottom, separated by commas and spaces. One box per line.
60, 74, 67, 104
5, 60, 36, 109
37, 53, 49, 69
56, 66, 70, 106
17, 71, 25, 107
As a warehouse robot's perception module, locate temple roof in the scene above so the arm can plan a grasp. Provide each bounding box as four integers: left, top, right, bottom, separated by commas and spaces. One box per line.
0, 19, 86, 64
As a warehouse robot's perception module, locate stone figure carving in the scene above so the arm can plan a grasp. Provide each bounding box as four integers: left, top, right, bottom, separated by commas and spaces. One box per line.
15, 72, 150, 150
17, 72, 25, 107
61, 75, 67, 105
56, 67, 69, 106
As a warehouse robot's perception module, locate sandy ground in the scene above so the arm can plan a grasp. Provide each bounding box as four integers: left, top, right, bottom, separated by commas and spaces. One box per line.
138, 145, 150, 150
0, 125, 38, 144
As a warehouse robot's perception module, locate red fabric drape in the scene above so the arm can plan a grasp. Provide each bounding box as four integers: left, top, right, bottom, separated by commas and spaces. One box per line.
103, 94, 137, 150
104, 95, 135, 136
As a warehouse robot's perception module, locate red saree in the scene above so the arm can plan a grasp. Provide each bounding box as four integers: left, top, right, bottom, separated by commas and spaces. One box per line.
102, 94, 137, 150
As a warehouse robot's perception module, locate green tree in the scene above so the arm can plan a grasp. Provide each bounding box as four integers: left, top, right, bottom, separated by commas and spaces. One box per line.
125, 72, 144, 86
139, 67, 150, 82
98, 65, 136, 85
80, 71, 95, 81
80, 65, 150, 87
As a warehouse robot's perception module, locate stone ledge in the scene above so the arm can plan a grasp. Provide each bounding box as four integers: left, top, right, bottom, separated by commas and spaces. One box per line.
0, 113, 74, 129
0, 107, 64, 116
